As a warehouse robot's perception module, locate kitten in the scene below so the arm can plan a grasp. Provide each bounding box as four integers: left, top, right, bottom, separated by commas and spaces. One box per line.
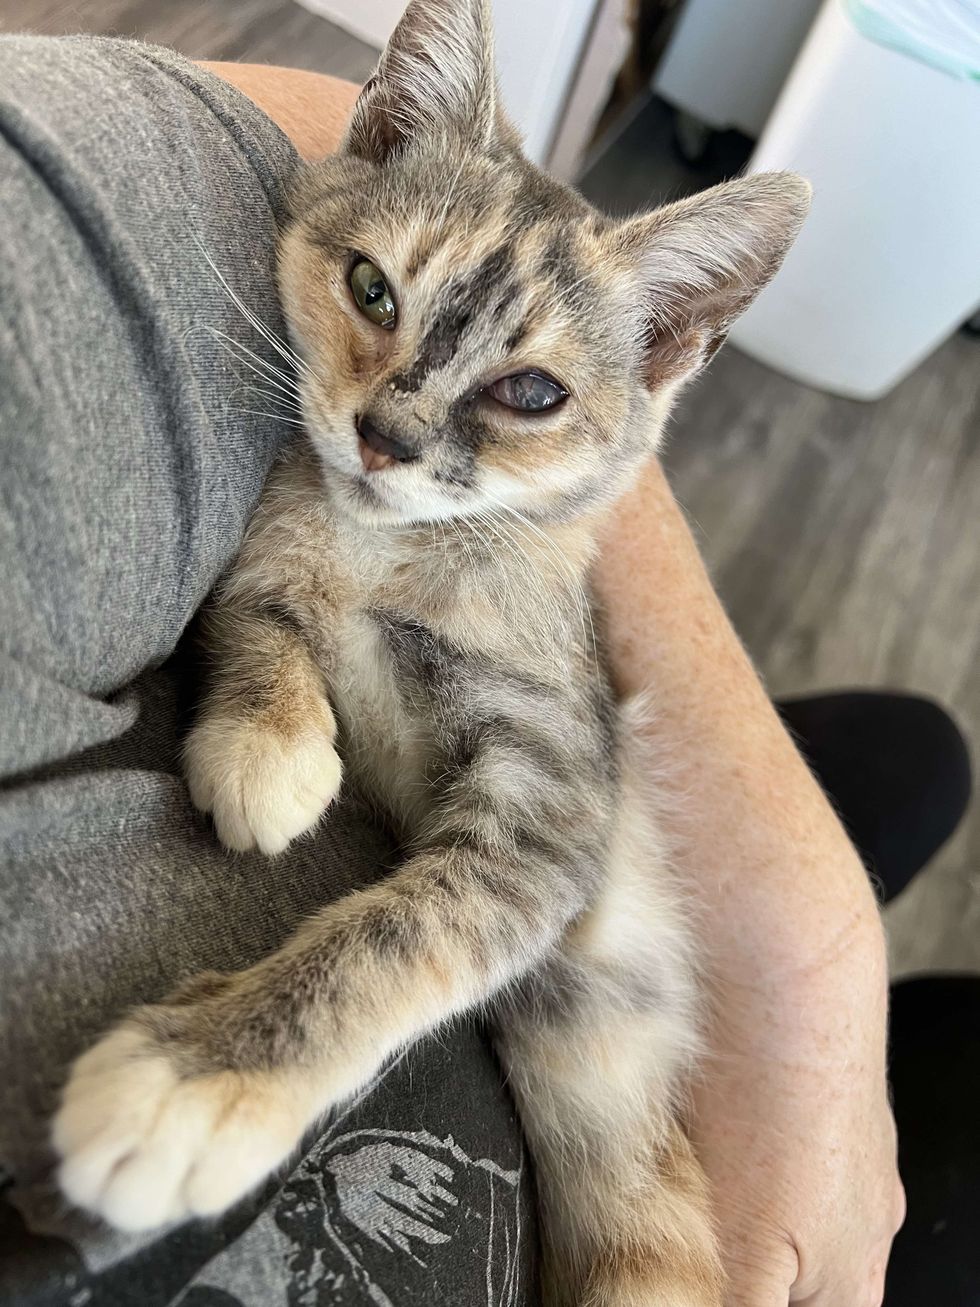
53, 2, 808, 1301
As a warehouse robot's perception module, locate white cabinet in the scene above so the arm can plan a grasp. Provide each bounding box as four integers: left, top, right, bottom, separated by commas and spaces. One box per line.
294, 0, 615, 166
732, 0, 980, 398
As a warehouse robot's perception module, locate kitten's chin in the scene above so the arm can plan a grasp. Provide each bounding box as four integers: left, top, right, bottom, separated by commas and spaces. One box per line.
317, 464, 441, 530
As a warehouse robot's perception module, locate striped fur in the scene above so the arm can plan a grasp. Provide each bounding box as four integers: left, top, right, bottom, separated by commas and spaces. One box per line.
54, 1, 809, 1299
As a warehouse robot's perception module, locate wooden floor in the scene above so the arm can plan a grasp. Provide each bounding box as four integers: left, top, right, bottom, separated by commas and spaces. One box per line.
3, 1, 977, 975
0, 0, 379, 79
667, 334, 979, 977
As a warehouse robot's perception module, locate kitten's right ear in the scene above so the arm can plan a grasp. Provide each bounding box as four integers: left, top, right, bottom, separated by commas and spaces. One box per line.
343, 0, 498, 164
613, 172, 811, 391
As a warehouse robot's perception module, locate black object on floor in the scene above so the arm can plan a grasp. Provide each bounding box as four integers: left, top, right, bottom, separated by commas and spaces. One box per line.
780, 691, 975, 1304
886, 975, 980, 1307
778, 691, 972, 903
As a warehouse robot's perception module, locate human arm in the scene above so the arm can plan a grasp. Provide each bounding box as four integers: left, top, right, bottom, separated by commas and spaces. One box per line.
198, 62, 359, 160
595, 456, 904, 1306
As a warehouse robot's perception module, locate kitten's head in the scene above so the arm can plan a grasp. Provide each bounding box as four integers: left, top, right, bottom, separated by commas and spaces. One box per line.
279, 0, 809, 529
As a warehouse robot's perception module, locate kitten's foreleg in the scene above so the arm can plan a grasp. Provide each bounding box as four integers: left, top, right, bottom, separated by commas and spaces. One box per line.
53, 819, 592, 1231
495, 796, 724, 1306
497, 994, 722, 1306
184, 601, 342, 854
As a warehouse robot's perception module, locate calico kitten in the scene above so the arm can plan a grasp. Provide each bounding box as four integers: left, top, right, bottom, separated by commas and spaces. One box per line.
53, 2, 808, 1301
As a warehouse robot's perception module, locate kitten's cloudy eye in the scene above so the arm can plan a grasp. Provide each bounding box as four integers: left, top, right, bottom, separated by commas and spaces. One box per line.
350, 258, 396, 329
487, 371, 568, 413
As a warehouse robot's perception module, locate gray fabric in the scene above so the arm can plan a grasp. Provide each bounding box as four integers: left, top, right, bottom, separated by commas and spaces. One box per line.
0, 36, 535, 1305
0, 36, 293, 772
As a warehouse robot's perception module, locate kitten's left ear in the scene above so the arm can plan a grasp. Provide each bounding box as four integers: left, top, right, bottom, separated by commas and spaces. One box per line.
614, 172, 811, 390
344, 0, 498, 164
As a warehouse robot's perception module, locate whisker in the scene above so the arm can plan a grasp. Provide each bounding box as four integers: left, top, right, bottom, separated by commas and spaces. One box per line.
238, 409, 308, 427
235, 383, 306, 416
491, 502, 598, 663
194, 236, 318, 382
482, 509, 568, 649
204, 326, 301, 392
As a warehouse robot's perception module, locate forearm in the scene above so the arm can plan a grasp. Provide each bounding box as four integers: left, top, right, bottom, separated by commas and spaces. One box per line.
199, 62, 360, 161
595, 460, 898, 1303
595, 457, 887, 1018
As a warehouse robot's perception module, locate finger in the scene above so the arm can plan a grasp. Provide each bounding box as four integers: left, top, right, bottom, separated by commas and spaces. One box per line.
791, 1261, 888, 1307
724, 1244, 796, 1307
726, 1274, 790, 1307
868, 1260, 887, 1307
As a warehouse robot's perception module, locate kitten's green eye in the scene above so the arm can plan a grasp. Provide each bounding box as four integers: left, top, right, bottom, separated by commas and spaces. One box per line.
487, 371, 568, 413
350, 258, 396, 329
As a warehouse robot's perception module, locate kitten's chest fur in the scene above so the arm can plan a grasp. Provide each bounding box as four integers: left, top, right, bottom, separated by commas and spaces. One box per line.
328, 606, 442, 827
228, 447, 602, 834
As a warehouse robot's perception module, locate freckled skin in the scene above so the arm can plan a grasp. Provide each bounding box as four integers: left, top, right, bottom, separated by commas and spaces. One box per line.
53, 0, 808, 1294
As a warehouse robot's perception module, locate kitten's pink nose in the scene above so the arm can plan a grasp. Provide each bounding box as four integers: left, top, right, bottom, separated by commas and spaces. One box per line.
357, 415, 418, 472
359, 440, 393, 473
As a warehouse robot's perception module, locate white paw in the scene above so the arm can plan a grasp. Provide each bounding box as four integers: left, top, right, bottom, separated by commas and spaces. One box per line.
53, 1025, 319, 1232
184, 714, 342, 855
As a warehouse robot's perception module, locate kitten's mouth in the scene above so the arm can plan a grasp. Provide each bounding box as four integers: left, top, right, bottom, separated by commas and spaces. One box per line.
347, 471, 408, 522
351, 473, 384, 504
346, 470, 449, 530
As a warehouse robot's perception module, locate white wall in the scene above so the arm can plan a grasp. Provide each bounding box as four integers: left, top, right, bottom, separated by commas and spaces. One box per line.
492, 0, 598, 161
293, 0, 599, 163
299, 0, 402, 43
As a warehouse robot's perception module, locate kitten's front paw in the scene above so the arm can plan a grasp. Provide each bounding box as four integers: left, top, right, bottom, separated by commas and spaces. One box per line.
185, 714, 342, 855
53, 1021, 318, 1232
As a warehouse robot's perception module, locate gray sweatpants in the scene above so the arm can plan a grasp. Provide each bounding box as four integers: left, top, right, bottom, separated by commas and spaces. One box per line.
0, 36, 534, 1306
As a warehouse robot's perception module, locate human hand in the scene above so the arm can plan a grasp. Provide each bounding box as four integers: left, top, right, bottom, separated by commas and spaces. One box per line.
694, 918, 905, 1307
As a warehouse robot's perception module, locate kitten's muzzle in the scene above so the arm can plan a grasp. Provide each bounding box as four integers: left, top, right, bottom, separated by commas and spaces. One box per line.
356, 415, 420, 473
